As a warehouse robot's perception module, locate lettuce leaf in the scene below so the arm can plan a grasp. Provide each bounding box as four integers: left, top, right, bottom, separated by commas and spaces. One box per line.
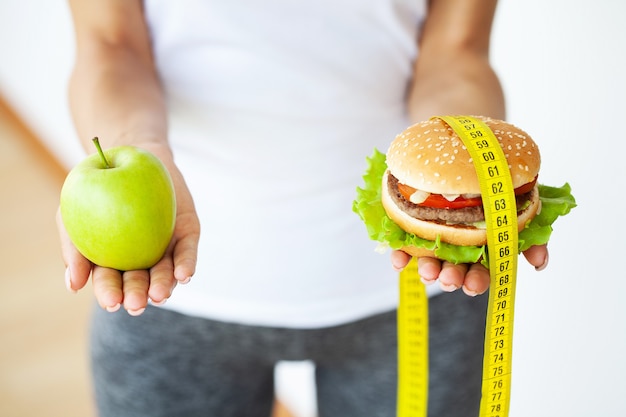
352, 149, 576, 267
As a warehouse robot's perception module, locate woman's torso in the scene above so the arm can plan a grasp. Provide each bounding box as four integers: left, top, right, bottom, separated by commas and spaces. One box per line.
143, 0, 430, 327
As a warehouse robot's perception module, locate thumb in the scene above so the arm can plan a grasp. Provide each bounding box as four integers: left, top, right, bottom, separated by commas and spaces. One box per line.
522, 244, 549, 271
56, 208, 92, 291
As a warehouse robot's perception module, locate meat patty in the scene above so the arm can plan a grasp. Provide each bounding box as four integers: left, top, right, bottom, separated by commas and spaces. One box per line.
387, 173, 533, 225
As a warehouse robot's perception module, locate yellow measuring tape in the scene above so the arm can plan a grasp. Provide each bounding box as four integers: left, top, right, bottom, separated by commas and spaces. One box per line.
397, 115, 519, 417
397, 257, 428, 416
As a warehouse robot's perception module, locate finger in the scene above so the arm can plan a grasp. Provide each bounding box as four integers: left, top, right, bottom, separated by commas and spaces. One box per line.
391, 250, 411, 271
92, 266, 124, 312
61, 242, 92, 293
417, 257, 442, 283
121, 270, 150, 316
172, 213, 200, 283
57, 209, 92, 292
462, 263, 490, 296
522, 244, 549, 271
148, 255, 177, 305
438, 261, 469, 292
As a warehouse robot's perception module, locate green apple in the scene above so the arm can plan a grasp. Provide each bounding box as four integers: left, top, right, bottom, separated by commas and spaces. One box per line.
60, 138, 176, 271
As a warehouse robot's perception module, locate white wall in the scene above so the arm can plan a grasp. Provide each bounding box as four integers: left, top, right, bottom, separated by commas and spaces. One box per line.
491, 1, 626, 416
1, 1, 624, 416
0, 0, 82, 167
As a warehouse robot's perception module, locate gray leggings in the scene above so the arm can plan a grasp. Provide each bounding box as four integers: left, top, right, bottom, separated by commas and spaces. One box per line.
90, 290, 488, 417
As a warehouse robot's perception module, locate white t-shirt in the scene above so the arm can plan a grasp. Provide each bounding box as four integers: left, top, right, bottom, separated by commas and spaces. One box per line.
144, 0, 434, 328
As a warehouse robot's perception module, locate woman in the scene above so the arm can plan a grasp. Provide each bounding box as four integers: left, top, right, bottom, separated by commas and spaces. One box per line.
59, 1, 548, 415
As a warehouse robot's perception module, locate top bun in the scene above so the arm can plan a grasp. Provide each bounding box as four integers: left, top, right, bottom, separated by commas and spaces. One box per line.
386, 116, 540, 194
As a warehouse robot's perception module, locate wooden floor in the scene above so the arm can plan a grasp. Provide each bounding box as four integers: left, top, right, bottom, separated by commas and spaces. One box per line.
0, 99, 95, 416
0, 99, 295, 417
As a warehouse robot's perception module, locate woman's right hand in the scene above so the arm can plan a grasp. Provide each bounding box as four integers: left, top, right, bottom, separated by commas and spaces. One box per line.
57, 144, 200, 316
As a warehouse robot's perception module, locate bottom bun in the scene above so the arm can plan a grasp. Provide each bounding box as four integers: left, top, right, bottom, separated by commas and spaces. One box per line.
381, 171, 541, 247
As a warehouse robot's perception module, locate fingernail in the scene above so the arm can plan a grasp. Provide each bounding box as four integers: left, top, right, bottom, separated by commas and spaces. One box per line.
463, 286, 479, 297
105, 303, 121, 313
150, 298, 168, 306
65, 268, 76, 293
392, 260, 407, 272
440, 282, 459, 292
179, 276, 192, 285
127, 307, 146, 316
420, 276, 435, 286
535, 252, 549, 271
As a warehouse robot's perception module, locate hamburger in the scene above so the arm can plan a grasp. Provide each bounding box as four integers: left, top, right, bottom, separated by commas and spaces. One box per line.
383, 116, 540, 255
353, 116, 576, 266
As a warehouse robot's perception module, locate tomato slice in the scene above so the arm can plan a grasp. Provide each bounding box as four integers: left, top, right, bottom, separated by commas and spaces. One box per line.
421, 193, 482, 209
511, 177, 537, 196
397, 176, 537, 209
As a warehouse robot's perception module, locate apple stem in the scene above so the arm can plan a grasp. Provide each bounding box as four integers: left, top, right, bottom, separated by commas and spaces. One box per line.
92, 137, 111, 169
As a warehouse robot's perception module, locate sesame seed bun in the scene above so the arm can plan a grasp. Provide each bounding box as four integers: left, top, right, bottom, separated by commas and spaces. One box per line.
386, 116, 540, 195
382, 116, 541, 248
